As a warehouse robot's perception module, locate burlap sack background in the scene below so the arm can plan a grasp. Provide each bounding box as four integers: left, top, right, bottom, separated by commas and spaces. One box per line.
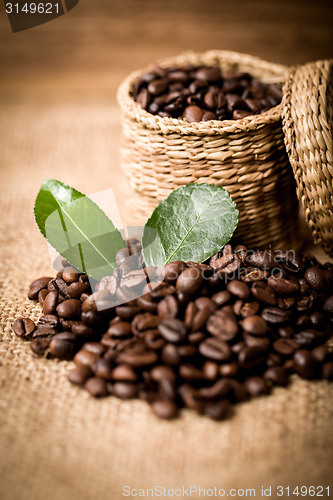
0, 101, 333, 500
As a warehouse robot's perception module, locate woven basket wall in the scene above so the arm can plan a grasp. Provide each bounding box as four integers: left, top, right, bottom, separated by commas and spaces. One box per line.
117, 50, 300, 250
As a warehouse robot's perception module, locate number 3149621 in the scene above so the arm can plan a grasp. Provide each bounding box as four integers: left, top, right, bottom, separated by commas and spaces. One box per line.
277, 486, 330, 496
5, 3, 60, 14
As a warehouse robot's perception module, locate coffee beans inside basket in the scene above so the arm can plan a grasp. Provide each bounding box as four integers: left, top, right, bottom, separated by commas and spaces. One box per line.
131, 65, 282, 122
13, 241, 333, 420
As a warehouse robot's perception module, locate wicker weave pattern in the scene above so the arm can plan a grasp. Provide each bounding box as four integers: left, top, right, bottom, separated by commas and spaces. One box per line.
282, 60, 333, 256
117, 51, 300, 250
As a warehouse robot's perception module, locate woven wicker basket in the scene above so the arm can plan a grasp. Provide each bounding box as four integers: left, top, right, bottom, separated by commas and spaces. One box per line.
282, 59, 333, 257
117, 50, 300, 250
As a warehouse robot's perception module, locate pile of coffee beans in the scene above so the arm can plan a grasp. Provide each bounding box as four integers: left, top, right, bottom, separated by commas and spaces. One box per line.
131, 65, 282, 122
13, 242, 333, 420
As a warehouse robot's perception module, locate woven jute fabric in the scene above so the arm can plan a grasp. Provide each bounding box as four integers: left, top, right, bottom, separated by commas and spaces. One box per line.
282, 59, 333, 257
0, 102, 333, 500
117, 50, 300, 251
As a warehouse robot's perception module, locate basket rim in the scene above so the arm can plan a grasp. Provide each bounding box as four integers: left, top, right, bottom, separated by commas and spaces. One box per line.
117, 50, 288, 136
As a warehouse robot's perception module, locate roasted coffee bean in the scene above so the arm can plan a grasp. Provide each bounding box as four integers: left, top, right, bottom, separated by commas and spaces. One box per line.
202, 361, 219, 380
322, 362, 333, 380
157, 295, 179, 319
227, 280, 250, 299
111, 364, 138, 382
238, 345, 267, 370
28, 277, 53, 300
56, 299, 82, 319
242, 268, 270, 283
246, 250, 276, 269
115, 305, 141, 321
118, 350, 158, 367
30, 337, 51, 355
191, 302, 214, 332
322, 295, 333, 318
264, 366, 289, 386
244, 335, 270, 351
107, 321, 132, 338
67, 281, 90, 299
267, 276, 299, 295
62, 268, 81, 284
273, 338, 299, 356
251, 281, 277, 305
151, 400, 178, 419
81, 310, 102, 327
199, 337, 232, 361
203, 399, 230, 421
309, 311, 325, 328
197, 379, 231, 399
293, 350, 318, 379
84, 377, 108, 398
179, 364, 204, 381
38, 289, 49, 305
159, 261, 187, 284
49, 335, 76, 360
312, 345, 329, 364
304, 267, 328, 291
244, 376, 269, 396
188, 331, 205, 344
43, 291, 59, 315
239, 301, 260, 318
158, 318, 186, 343
113, 382, 138, 399
12, 317, 35, 339
68, 365, 92, 385
241, 315, 267, 336
74, 349, 100, 368
211, 290, 232, 306
176, 267, 204, 295
48, 278, 71, 299
162, 344, 181, 365
206, 310, 238, 340
293, 329, 320, 348
261, 307, 291, 324
71, 322, 95, 338
92, 358, 113, 380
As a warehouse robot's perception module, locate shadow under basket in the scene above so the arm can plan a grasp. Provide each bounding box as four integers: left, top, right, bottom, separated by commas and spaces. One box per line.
117, 50, 300, 250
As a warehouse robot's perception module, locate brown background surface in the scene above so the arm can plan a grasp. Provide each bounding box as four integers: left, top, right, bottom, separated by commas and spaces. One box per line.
1, 1, 333, 500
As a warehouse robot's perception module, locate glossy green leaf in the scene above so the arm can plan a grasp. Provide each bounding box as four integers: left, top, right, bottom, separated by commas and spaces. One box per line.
34, 179, 126, 280
142, 183, 239, 267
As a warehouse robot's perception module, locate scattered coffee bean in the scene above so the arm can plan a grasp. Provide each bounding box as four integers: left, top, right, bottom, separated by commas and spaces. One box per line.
12, 317, 35, 339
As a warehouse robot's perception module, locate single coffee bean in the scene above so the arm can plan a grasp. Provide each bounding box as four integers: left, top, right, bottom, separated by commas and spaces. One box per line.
68, 365, 92, 385
92, 358, 113, 380
150, 365, 176, 383
199, 337, 232, 361
182, 105, 203, 122
197, 379, 231, 399
238, 345, 267, 370
267, 276, 299, 295
322, 295, 333, 318
312, 345, 329, 363
151, 400, 178, 419
62, 268, 81, 284
56, 299, 82, 319
107, 321, 132, 338
264, 366, 289, 386
206, 310, 238, 340
111, 364, 138, 382
49, 335, 76, 360
118, 350, 158, 368
12, 317, 35, 339
158, 318, 186, 343
30, 337, 51, 355
43, 291, 59, 315
176, 267, 204, 297
179, 364, 204, 381
84, 377, 108, 397
202, 361, 219, 380
157, 295, 179, 319
203, 399, 230, 421
28, 277, 53, 300
113, 382, 138, 399
74, 349, 100, 368
67, 281, 90, 299
227, 280, 250, 300
211, 290, 232, 306
244, 376, 269, 396
38, 289, 49, 305
147, 78, 168, 96
261, 307, 291, 324
322, 362, 333, 380
251, 281, 277, 305
273, 338, 299, 356
304, 267, 327, 291
293, 350, 318, 379
241, 315, 267, 336
162, 344, 181, 365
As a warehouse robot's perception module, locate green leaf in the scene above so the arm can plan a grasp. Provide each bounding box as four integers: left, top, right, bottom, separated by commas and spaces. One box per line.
34, 179, 126, 280
142, 183, 239, 267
